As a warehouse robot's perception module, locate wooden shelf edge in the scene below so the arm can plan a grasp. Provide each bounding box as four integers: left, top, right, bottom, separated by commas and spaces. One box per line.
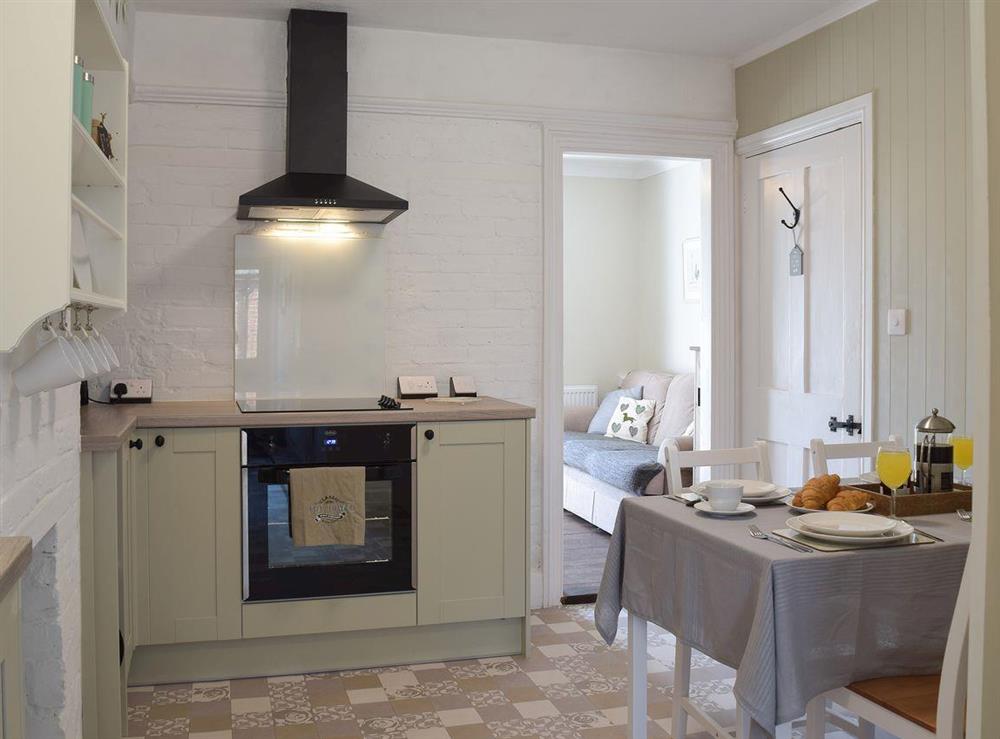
71, 195, 124, 241
72, 119, 126, 188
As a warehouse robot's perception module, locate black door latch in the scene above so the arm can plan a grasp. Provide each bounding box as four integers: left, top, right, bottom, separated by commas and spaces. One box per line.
829, 415, 863, 437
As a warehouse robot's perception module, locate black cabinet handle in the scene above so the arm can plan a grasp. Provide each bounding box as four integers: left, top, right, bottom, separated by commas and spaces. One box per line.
129, 438, 143, 450
424, 429, 435, 440
155, 435, 165, 447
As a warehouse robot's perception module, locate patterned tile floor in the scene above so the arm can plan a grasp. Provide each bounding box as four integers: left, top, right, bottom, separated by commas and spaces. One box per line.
125, 604, 809, 739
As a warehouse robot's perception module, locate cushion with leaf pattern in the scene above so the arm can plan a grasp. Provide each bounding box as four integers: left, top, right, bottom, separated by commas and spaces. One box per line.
604, 396, 656, 443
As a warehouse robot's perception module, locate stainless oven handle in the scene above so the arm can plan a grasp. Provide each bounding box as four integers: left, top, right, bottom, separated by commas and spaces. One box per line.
241, 468, 249, 602
411, 460, 417, 590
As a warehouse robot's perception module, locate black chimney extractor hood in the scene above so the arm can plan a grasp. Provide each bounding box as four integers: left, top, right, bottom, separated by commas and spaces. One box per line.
237, 10, 408, 224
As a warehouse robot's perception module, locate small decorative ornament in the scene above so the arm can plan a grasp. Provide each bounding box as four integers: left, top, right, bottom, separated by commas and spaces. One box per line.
94, 113, 115, 161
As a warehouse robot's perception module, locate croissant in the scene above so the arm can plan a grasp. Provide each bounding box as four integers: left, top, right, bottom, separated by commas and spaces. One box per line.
827, 488, 870, 512
796, 474, 841, 509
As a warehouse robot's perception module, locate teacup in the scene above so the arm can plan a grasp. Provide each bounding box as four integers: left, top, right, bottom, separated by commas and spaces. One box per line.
703, 481, 744, 512
12, 334, 85, 396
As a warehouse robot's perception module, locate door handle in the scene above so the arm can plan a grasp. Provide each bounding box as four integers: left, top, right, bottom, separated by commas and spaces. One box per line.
424, 429, 435, 440
129, 438, 143, 450
829, 415, 862, 437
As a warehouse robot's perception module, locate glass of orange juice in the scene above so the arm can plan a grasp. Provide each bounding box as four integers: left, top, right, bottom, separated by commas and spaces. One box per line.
876, 444, 912, 519
949, 434, 973, 487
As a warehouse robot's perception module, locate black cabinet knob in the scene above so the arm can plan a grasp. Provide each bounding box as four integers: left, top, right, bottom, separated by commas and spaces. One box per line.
424, 429, 435, 440
129, 438, 143, 450
155, 435, 165, 447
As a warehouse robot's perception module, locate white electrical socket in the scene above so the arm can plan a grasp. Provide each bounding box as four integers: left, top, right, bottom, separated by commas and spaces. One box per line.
110, 378, 153, 403
397, 375, 439, 398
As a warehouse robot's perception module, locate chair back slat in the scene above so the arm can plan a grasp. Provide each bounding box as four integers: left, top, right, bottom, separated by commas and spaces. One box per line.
662, 440, 771, 495
936, 560, 970, 738
809, 436, 902, 477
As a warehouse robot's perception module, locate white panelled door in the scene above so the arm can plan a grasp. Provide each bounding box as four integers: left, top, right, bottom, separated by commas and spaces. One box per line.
740, 124, 866, 486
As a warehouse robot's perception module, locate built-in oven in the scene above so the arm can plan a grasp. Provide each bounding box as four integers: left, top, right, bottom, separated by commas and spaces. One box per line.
241, 424, 415, 602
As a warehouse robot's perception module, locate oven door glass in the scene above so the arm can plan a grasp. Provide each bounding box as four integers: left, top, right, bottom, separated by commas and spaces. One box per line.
244, 463, 413, 601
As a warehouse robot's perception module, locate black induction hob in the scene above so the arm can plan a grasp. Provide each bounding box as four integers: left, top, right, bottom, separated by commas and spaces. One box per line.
236, 395, 410, 413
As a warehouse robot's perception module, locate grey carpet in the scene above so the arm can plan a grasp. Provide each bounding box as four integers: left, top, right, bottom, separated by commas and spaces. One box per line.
562, 509, 611, 599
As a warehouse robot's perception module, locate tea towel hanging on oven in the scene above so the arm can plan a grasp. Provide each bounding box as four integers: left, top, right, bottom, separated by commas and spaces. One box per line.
289, 466, 366, 546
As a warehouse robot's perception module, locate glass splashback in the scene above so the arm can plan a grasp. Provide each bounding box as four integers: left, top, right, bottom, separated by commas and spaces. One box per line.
235, 233, 386, 400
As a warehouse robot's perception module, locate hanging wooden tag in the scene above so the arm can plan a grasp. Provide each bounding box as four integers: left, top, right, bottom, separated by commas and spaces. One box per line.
789, 244, 804, 276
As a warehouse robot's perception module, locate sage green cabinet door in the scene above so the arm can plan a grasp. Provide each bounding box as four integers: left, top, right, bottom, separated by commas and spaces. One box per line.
147, 428, 241, 645
0, 585, 25, 739
417, 420, 527, 625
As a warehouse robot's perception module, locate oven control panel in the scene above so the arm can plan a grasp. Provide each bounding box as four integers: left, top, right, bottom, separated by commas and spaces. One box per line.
242, 424, 415, 467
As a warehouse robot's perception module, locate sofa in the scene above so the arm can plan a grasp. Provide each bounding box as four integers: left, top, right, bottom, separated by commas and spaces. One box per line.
563, 370, 695, 533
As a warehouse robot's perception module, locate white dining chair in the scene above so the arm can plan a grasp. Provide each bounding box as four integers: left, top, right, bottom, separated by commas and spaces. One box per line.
660, 439, 771, 497
658, 439, 772, 739
804, 560, 969, 739
809, 436, 902, 477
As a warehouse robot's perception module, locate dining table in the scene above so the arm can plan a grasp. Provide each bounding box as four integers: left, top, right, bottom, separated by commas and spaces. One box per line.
594, 492, 971, 739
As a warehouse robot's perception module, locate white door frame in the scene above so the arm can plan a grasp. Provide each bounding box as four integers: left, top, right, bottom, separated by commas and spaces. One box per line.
541, 123, 736, 607
735, 93, 875, 448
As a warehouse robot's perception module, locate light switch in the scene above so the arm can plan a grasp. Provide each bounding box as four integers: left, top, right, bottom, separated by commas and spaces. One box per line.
887, 309, 908, 336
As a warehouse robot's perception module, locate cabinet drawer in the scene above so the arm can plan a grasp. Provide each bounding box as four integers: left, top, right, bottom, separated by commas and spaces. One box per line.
243, 592, 416, 639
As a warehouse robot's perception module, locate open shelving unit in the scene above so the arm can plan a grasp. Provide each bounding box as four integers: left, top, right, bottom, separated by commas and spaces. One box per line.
71, 0, 128, 316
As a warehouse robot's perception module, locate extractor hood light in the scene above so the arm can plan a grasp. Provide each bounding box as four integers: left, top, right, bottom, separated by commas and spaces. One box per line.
253, 222, 365, 241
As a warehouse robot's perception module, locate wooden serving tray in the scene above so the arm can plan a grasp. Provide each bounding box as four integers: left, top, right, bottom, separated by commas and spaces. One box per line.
845, 482, 972, 517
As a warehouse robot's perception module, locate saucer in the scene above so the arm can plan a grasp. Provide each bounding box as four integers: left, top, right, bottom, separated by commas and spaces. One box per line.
694, 501, 756, 516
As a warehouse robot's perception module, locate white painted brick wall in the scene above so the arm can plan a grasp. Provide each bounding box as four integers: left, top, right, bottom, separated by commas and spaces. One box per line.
0, 347, 82, 739
105, 101, 545, 583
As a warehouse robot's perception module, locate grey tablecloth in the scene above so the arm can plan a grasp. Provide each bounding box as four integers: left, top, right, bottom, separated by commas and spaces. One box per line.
594, 497, 970, 736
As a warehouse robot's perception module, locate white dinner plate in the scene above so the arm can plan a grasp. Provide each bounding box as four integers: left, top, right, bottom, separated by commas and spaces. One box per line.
691, 479, 776, 498
785, 499, 874, 514
797, 511, 897, 537
694, 501, 756, 516
741, 487, 793, 505
786, 516, 914, 544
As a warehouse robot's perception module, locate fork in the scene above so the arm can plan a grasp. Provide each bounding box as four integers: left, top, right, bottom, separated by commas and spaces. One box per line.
748, 524, 813, 553
957, 508, 973, 522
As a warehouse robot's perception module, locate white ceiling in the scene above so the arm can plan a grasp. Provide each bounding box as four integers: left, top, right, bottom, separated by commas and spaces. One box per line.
134, 0, 873, 65
563, 154, 694, 180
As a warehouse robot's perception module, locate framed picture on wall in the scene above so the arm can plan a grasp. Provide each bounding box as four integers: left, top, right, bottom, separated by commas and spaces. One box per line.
682, 237, 702, 303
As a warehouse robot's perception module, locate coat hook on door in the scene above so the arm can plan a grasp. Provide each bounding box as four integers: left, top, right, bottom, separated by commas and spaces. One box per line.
778, 187, 801, 230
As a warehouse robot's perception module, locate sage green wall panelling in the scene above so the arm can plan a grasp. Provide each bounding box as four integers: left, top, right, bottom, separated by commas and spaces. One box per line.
735, 0, 969, 440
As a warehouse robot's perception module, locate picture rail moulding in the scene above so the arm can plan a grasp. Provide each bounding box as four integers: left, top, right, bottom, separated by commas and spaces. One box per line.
131, 84, 738, 138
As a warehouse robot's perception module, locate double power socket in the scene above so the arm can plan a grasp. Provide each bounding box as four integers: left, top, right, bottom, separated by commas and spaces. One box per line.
110, 378, 153, 403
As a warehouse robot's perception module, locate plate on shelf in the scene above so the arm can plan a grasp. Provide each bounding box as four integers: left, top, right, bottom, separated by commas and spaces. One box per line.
691, 479, 776, 498
786, 516, 913, 544
694, 501, 756, 516
797, 511, 896, 537
71, 211, 93, 292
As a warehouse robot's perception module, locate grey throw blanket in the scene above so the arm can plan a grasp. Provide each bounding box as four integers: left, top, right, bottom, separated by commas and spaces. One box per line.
562, 432, 663, 494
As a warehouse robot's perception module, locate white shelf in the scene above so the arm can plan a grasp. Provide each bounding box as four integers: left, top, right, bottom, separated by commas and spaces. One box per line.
72, 194, 123, 240
70, 288, 125, 311
72, 119, 125, 188
74, 0, 126, 72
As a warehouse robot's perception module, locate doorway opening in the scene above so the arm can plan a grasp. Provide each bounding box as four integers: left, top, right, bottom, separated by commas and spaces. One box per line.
559, 152, 711, 602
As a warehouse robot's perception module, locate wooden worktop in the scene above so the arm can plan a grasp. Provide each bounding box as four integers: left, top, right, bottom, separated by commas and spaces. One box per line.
80, 397, 535, 451
0, 537, 31, 602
